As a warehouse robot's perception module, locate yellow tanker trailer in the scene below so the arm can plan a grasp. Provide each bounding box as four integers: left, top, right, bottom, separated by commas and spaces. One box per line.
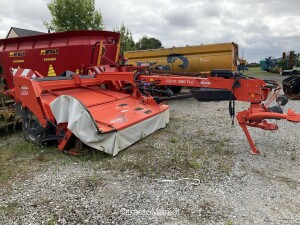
124, 42, 243, 73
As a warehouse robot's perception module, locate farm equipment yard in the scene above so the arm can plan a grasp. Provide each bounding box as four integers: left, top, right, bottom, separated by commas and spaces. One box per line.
0, 69, 299, 225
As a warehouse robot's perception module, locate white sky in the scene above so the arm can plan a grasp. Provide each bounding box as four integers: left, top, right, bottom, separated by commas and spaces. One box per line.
0, 0, 299, 62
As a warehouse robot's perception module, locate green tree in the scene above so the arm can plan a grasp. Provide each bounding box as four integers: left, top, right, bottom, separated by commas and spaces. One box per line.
44, 0, 104, 31
114, 23, 135, 55
135, 36, 163, 50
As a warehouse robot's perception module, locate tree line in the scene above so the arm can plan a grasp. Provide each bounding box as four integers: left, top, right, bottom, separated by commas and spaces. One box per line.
44, 0, 163, 54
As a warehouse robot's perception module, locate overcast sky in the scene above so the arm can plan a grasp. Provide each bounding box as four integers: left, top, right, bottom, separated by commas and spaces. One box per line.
0, 0, 299, 62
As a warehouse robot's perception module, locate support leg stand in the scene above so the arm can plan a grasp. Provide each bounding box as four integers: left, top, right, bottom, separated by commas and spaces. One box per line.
239, 123, 260, 155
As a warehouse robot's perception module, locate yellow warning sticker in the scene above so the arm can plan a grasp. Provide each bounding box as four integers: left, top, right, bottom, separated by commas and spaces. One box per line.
40, 48, 59, 55
9, 51, 25, 57
47, 64, 56, 76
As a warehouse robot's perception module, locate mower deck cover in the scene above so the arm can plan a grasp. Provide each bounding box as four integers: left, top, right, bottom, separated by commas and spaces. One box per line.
50, 89, 169, 156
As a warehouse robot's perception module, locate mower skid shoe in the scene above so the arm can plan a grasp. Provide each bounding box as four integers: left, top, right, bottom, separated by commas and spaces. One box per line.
286, 109, 300, 122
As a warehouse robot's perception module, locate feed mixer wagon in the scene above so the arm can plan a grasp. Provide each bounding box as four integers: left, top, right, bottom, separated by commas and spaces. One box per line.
1, 31, 300, 156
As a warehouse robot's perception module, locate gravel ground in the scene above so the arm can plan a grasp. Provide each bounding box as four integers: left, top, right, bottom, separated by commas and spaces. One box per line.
0, 75, 300, 224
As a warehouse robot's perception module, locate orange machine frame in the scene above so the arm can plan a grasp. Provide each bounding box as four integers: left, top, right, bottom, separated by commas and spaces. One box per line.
10, 67, 300, 154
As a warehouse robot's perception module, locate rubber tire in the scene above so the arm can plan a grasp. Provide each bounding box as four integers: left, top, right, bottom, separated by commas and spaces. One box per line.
168, 86, 182, 94
22, 108, 43, 143
277, 95, 288, 106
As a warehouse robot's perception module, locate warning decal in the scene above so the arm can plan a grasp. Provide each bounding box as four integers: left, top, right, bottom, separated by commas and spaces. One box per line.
47, 64, 56, 76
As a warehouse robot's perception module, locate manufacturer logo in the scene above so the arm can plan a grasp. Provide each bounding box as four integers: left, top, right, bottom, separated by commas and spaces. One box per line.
20, 85, 29, 96
200, 79, 211, 87
140, 63, 150, 67
167, 53, 189, 69
9, 51, 25, 57
136, 61, 158, 67
110, 114, 128, 124
199, 58, 210, 62
40, 48, 59, 55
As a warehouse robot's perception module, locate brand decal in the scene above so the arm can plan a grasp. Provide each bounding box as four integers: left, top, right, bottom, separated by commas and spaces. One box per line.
9, 51, 25, 57
140, 62, 150, 67
110, 114, 128, 124
200, 79, 211, 87
40, 48, 59, 55
136, 61, 157, 67
200, 58, 210, 62
167, 53, 189, 69
20, 85, 29, 95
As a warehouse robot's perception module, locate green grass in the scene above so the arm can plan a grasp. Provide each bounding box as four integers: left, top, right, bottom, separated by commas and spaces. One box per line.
252, 168, 299, 189
243, 67, 269, 76
46, 215, 58, 225
0, 133, 71, 187
244, 67, 282, 78
170, 136, 177, 143
0, 201, 19, 215
0, 114, 236, 188
291, 152, 297, 161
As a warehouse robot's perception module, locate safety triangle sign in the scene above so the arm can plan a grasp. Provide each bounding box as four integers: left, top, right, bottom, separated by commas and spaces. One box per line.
47, 64, 56, 76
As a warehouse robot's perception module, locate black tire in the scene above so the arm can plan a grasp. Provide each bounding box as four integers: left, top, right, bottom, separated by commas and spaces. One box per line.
168, 86, 182, 94
268, 105, 283, 114
277, 95, 288, 106
22, 108, 44, 143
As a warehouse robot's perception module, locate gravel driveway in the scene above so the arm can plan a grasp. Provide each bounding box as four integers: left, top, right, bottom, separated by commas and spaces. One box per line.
0, 74, 299, 225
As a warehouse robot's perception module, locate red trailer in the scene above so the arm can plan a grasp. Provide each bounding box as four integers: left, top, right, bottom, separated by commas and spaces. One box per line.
0, 30, 121, 89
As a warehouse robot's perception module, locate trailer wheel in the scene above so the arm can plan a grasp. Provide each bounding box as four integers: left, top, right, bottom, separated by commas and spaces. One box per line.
277, 95, 288, 106
22, 108, 45, 144
168, 86, 182, 94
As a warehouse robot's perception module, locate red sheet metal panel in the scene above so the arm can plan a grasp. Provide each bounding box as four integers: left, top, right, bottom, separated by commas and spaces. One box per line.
0, 30, 120, 89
